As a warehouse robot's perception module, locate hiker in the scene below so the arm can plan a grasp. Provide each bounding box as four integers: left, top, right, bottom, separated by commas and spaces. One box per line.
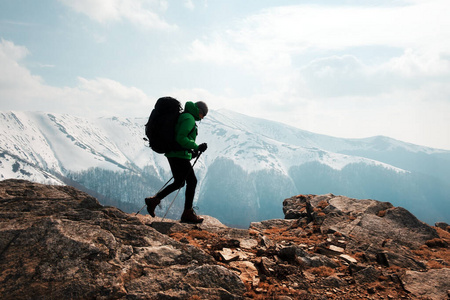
145, 101, 208, 223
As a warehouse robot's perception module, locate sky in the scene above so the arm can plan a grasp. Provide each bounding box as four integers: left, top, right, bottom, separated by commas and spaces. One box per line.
1, 0, 450, 150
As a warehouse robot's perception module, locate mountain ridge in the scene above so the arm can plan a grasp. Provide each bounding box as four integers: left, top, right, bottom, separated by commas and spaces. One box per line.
214, 109, 449, 154
1, 110, 449, 226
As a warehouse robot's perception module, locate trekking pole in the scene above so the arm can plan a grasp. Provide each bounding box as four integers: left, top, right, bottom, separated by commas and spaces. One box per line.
135, 205, 146, 216
135, 204, 149, 216
161, 151, 203, 222
135, 176, 174, 216
161, 188, 182, 222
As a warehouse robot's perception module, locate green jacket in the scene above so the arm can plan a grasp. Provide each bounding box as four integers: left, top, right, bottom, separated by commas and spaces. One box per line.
165, 101, 201, 160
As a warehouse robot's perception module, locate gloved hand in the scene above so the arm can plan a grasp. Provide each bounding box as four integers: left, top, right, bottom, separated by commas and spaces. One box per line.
198, 143, 208, 153
191, 149, 199, 159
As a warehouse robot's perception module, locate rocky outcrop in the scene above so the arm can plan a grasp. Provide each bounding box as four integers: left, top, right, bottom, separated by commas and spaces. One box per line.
283, 194, 438, 249
281, 194, 449, 299
0, 180, 245, 299
1, 180, 449, 299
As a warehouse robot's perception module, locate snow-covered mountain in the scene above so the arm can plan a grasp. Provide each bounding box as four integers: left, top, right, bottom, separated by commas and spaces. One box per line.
202, 110, 410, 174
1, 110, 449, 227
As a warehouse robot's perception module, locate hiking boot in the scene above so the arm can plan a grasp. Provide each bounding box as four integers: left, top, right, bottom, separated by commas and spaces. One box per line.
145, 196, 160, 217
180, 208, 204, 224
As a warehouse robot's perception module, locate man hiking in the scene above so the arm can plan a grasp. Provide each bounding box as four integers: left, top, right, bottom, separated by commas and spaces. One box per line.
145, 101, 208, 223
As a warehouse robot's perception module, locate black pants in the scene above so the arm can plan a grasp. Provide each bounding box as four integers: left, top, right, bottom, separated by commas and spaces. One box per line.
156, 157, 197, 210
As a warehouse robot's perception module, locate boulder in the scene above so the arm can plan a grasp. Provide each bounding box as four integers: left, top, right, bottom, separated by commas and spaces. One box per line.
435, 222, 450, 232
183, 265, 246, 299
321, 275, 348, 288
402, 268, 450, 300
250, 219, 297, 231
283, 193, 439, 251
353, 266, 382, 284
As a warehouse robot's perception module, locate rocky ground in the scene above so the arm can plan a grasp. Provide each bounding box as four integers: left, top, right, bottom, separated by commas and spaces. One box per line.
1, 179, 449, 299
150, 195, 450, 300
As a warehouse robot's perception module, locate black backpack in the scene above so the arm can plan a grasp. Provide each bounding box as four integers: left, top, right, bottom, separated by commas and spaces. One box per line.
145, 97, 184, 154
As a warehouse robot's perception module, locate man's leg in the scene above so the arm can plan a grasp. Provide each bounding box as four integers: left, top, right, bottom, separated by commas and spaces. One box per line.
184, 163, 197, 210
181, 162, 203, 223
146, 157, 188, 217
157, 157, 188, 199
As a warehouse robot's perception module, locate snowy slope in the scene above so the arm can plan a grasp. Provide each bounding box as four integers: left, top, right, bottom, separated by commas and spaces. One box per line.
0, 112, 169, 177
213, 110, 447, 155
0, 152, 63, 185
0, 110, 428, 183
0, 112, 62, 173
201, 110, 407, 175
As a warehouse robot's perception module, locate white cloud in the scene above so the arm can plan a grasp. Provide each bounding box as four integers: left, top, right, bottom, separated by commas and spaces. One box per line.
59, 0, 176, 30
0, 39, 47, 99
384, 48, 450, 77
184, 0, 195, 11
300, 55, 374, 97
0, 39, 29, 61
184, 1, 450, 108
178, 1, 450, 149
187, 35, 244, 65
70, 77, 151, 116
299, 49, 450, 98
0, 40, 151, 117
170, 88, 238, 112
186, 1, 450, 70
